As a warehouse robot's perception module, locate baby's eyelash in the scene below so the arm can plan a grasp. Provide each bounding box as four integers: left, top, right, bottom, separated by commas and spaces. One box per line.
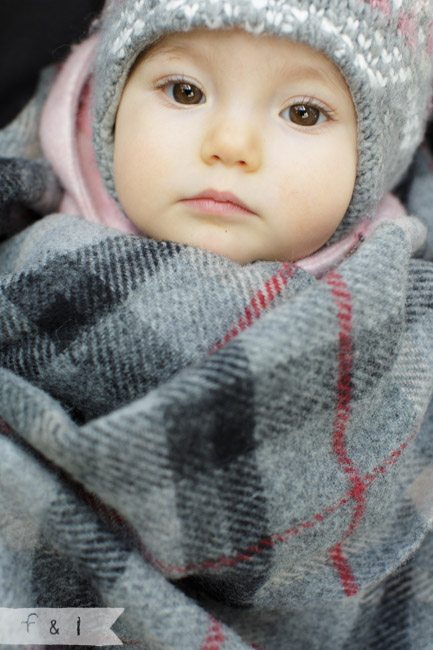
291, 96, 336, 119
153, 74, 191, 89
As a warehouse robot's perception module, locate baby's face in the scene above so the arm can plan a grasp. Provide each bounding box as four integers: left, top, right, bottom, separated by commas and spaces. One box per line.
113, 29, 357, 264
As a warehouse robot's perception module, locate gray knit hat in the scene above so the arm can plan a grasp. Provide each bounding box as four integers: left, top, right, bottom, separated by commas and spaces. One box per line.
92, 0, 433, 240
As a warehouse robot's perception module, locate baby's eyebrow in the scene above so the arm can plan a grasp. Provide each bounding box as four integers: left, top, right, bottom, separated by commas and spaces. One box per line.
277, 62, 349, 95
141, 41, 191, 62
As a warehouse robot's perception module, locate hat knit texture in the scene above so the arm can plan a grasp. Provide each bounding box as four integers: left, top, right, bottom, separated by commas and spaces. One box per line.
93, 0, 433, 239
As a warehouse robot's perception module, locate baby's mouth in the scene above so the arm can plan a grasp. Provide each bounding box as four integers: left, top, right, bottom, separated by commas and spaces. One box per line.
181, 189, 256, 217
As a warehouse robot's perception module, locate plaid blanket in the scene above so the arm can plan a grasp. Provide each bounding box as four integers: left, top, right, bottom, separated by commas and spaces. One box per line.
2, 84, 433, 650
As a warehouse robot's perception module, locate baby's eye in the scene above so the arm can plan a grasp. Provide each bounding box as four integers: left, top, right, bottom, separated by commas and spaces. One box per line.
281, 104, 327, 126
166, 82, 205, 105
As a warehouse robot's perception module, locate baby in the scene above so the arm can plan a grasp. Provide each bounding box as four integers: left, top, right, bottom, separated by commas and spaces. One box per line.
1, 2, 433, 650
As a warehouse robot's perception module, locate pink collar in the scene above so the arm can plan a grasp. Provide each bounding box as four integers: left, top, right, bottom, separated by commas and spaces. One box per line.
40, 35, 141, 235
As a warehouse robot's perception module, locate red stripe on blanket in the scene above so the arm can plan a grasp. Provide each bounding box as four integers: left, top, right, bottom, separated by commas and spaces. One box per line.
148, 493, 352, 574
84, 425, 418, 579
201, 616, 225, 650
365, 426, 419, 482
326, 271, 366, 597
0, 419, 12, 437
329, 544, 358, 597
212, 263, 295, 351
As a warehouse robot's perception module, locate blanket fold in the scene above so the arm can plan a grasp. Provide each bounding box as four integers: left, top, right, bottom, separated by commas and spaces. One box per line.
1, 207, 433, 649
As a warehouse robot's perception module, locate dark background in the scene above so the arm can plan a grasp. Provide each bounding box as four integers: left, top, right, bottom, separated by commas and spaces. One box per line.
0, 0, 432, 151
0, 0, 104, 128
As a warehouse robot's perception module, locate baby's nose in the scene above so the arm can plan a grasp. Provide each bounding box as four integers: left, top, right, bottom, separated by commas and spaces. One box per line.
200, 115, 262, 171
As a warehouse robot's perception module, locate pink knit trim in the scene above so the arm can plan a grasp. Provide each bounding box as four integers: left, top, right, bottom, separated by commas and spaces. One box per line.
40, 35, 141, 235
360, 0, 391, 17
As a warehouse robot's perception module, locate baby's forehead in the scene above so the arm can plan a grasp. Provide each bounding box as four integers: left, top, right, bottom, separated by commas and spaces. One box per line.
140, 27, 332, 64
133, 28, 351, 96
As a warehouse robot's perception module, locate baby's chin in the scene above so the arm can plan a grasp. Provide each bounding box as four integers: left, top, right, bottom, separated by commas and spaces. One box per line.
167, 236, 284, 265
135, 218, 325, 264
173, 235, 322, 266
149, 225, 286, 264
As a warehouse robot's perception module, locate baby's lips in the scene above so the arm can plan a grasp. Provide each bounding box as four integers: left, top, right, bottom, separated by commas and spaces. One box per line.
187, 188, 256, 214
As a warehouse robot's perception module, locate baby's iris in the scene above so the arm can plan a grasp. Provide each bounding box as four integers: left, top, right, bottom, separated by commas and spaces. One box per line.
280, 103, 327, 126
289, 104, 321, 125
171, 82, 204, 104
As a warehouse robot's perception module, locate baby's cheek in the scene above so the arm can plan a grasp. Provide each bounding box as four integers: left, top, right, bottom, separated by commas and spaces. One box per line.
277, 174, 312, 219
275, 177, 344, 259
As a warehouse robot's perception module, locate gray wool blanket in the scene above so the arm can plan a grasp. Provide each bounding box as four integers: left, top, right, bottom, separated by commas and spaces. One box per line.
3, 84, 433, 650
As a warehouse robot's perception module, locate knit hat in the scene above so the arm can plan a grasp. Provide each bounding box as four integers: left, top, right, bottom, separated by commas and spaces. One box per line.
92, 0, 433, 240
